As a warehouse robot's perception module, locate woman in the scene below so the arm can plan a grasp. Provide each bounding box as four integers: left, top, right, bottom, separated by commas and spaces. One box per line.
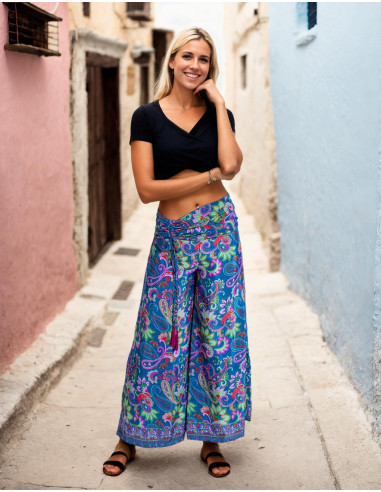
103, 26, 252, 479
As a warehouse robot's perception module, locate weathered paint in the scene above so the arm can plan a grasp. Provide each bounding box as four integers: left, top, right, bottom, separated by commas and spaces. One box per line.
267, 2, 381, 409
223, 2, 281, 272
67, 2, 155, 285
0, 3, 78, 373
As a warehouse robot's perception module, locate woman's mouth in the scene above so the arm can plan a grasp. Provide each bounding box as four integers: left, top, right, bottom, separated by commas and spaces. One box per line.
184, 72, 201, 79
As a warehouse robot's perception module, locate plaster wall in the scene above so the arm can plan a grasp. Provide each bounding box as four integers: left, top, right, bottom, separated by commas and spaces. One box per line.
223, 2, 280, 271
69, 2, 155, 219
68, 3, 155, 285
0, 3, 79, 373
267, 2, 381, 407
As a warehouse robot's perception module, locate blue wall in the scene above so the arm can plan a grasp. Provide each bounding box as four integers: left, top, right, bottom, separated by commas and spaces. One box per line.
267, 2, 381, 405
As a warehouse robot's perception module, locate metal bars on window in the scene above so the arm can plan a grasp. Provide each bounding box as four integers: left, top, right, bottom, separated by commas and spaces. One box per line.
3, 2, 62, 57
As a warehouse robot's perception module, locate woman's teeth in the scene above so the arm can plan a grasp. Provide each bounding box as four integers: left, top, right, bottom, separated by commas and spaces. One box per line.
185, 73, 200, 78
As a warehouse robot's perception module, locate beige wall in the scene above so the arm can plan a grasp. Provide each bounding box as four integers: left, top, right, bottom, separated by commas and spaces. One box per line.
223, 2, 280, 271
68, 3, 155, 285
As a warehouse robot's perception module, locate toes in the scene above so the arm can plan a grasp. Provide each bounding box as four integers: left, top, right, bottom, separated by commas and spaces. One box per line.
213, 466, 230, 476
104, 464, 119, 474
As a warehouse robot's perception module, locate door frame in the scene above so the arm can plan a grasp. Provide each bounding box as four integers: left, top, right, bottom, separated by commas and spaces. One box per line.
69, 29, 128, 286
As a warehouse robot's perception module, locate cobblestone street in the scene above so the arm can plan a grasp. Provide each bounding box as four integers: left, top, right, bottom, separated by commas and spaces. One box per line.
2, 189, 381, 490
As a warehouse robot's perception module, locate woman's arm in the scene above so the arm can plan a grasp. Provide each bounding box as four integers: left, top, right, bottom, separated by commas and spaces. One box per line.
131, 140, 235, 204
215, 101, 243, 175
193, 81, 243, 175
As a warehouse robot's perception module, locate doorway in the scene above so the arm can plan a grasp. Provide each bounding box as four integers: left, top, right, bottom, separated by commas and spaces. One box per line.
86, 52, 122, 266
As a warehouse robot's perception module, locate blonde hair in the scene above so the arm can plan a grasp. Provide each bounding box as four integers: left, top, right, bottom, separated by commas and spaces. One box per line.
153, 26, 219, 101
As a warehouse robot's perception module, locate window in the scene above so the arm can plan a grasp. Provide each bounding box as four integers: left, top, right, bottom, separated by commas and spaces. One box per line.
240, 54, 247, 89
153, 28, 174, 82
140, 65, 149, 105
307, 2, 317, 29
295, 2, 318, 46
3, 2, 62, 56
131, 45, 154, 103
126, 2, 151, 21
83, 2, 90, 17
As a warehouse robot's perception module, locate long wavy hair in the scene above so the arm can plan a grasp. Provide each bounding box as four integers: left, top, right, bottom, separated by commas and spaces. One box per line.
153, 26, 219, 101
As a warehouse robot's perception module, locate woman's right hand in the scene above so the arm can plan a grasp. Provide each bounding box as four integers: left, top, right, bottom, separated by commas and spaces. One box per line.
210, 167, 236, 182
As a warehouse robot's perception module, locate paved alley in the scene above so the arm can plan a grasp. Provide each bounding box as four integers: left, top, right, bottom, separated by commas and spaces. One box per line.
2, 189, 381, 490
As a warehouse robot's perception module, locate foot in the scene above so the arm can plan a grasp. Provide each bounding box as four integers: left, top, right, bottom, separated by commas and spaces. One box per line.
103, 439, 136, 476
201, 441, 230, 477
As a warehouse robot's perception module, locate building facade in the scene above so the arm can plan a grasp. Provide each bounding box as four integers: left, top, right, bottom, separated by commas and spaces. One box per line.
267, 1, 381, 441
223, 1, 281, 272
0, 2, 173, 374
0, 2, 78, 373
68, 2, 157, 283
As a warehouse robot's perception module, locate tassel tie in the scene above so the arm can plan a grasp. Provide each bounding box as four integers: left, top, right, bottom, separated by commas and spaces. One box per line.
168, 234, 180, 352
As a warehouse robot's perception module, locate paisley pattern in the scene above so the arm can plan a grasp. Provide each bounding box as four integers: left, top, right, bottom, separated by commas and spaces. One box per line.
117, 193, 252, 447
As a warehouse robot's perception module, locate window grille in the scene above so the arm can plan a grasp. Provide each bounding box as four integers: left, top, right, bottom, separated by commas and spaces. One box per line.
3, 2, 62, 57
126, 2, 151, 21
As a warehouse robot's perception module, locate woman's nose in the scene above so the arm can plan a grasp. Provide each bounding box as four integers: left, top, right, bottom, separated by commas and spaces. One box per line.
190, 59, 199, 70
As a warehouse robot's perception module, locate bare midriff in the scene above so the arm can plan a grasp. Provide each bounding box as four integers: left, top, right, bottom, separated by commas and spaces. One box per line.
157, 168, 228, 221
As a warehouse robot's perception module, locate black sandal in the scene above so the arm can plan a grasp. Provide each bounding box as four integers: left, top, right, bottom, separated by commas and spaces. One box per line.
103, 448, 135, 477
201, 451, 231, 478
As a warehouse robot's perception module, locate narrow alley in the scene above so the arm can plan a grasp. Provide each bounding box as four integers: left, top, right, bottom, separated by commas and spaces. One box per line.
1, 189, 381, 490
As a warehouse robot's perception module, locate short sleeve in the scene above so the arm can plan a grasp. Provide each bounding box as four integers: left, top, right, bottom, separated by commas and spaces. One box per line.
227, 109, 235, 133
129, 105, 153, 145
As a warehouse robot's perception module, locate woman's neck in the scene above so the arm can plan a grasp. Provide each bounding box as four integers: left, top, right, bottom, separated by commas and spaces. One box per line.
164, 85, 205, 110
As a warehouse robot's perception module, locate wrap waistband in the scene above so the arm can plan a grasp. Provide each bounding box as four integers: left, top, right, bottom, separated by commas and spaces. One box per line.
153, 193, 238, 352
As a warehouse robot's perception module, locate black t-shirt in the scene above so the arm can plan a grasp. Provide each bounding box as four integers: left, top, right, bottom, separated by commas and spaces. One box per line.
129, 98, 235, 180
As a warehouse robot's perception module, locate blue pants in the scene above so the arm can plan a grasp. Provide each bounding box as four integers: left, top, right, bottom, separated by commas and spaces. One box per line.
117, 192, 252, 447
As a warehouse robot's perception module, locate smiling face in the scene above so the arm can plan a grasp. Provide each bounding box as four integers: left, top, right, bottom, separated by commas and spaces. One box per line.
169, 38, 211, 90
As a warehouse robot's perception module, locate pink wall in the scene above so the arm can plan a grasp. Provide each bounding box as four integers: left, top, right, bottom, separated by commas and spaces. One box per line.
0, 3, 79, 374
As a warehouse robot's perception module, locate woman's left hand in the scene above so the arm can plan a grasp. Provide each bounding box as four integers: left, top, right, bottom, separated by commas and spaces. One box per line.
193, 79, 225, 106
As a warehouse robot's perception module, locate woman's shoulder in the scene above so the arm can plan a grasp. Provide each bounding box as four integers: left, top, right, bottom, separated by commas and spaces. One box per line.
129, 102, 158, 144
132, 101, 158, 117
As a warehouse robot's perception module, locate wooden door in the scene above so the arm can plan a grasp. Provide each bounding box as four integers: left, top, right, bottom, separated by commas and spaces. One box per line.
153, 29, 174, 82
86, 53, 122, 266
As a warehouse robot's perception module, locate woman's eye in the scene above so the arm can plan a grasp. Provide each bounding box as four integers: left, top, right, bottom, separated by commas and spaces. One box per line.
182, 55, 209, 63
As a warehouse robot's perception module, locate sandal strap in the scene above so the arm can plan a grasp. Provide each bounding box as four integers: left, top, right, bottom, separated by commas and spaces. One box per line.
103, 460, 126, 471
205, 451, 223, 460
209, 461, 231, 473
110, 450, 129, 459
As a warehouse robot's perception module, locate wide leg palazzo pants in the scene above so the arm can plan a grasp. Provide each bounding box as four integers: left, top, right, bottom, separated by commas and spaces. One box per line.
117, 192, 252, 448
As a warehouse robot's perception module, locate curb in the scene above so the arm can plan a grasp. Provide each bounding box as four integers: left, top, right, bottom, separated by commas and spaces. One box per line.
0, 292, 109, 446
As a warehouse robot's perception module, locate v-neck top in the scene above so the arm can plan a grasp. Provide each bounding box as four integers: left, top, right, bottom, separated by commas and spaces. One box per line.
129, 98, 236, 180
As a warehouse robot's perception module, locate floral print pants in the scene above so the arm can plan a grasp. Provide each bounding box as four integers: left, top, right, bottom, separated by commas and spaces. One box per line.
117, 192, 252, 447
